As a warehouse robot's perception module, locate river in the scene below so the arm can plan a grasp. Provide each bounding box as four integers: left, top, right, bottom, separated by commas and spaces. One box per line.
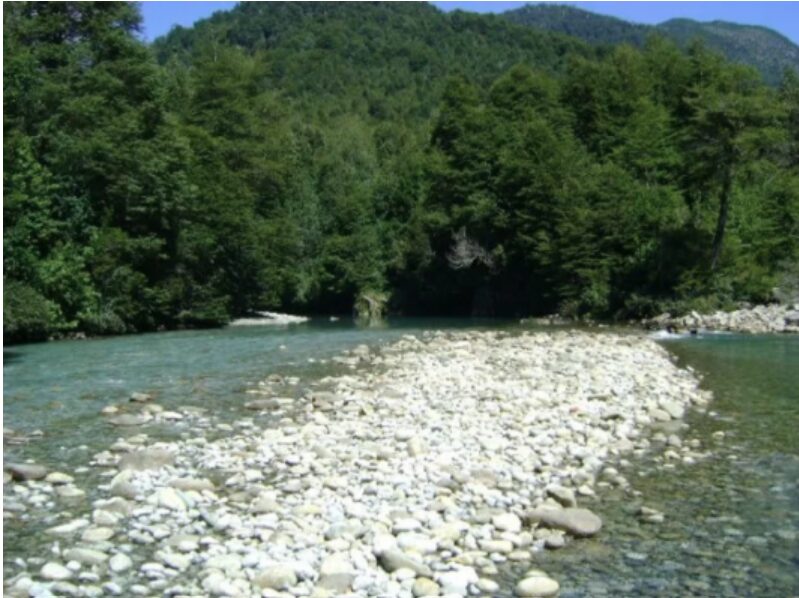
3, 320, 798, 595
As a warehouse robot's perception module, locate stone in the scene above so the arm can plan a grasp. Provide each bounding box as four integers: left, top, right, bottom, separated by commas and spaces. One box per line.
546, 485, 577, 508
397, 532, 438, 554
154, 487, 186, 511
378, 550, 433, 577
477, 578, 500, 593
40, 562, 72, 581
318, 573, 355, 593
170, 477, 214, 491
160, 552, 191, 571
109, 553, 133, 573
524, 507, 603, 537
320, 554, 353, 577
130, 392, 153, 402
392, 518, 422, 533
107, 414, 150, 426
44, 472, 74, 485
408, 437, 425, 456
660, 400, 685, 419
244, 399, 281, 411
56, 485, 86, 498
119, 449, 175, 471
63, 548, 107, 566
412, 577, 441, 597
437, 567, 478, 596
492, 512, 522, 533
45, 518, 89, 536
478, 539, 514, 554
431, 521, 468, 541
108, 469, 137, 497
5, 463, 48, 481
515, 575, 559, 597
544, 534, 566, 549
81, 526, 115, 542
255, 565, 297, 590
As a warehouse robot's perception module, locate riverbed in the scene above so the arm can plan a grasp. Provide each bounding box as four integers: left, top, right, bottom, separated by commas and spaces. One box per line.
3, 320, 798, 596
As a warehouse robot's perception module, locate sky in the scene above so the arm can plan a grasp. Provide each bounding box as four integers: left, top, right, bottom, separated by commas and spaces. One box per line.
138, 1, 799, 44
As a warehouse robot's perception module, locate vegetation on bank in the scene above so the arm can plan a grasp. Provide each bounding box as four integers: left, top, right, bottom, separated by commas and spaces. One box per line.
4, 2, 799, 343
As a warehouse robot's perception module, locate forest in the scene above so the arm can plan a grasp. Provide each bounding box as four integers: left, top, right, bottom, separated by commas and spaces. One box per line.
4, 1, 799, 343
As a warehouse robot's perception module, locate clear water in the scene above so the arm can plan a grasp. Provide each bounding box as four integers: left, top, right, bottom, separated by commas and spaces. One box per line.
499, 333, 799, 597
3, 322, 798, 595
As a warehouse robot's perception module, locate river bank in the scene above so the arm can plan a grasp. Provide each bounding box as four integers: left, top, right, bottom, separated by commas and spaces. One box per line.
4, 330, 713, 597
643, 303, 799, 334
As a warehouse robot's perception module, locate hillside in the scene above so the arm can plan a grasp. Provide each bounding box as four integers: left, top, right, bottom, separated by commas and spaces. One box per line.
504, 4, 799, 85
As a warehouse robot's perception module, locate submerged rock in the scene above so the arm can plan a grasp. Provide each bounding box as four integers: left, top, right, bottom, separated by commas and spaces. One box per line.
525, 506, 603, 537
118, 448, 175, 471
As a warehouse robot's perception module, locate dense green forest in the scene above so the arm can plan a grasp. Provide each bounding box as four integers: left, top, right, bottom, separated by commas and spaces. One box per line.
504, 4, 799, 87
4, 2, 799, 343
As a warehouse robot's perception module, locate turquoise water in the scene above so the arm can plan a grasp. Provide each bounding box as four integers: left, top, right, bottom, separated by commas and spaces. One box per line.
3, 322, 798, 594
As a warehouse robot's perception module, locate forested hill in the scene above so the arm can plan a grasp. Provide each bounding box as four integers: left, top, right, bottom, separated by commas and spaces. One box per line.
504, 4, 799, 86
4, 2, 799, 343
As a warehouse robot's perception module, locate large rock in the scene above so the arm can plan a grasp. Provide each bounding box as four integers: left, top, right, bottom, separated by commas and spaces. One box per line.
378, 550, 432, 577
119, 448, 175, 471
5, 463, 48, 481
524, 507, 603, 537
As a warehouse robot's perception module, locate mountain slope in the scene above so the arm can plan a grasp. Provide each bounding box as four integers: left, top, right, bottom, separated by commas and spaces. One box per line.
503, 4, 799, 85
658, 19, 799, 85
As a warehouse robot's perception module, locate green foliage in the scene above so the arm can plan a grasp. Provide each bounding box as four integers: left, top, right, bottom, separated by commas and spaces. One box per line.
4, 2, 798, 341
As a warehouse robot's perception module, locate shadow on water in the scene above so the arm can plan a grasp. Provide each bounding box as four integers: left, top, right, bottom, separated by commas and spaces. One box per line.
3, 350, 23, 363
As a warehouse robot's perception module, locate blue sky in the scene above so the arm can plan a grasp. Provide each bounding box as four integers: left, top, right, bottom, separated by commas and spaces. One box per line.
139, 1, 799, 44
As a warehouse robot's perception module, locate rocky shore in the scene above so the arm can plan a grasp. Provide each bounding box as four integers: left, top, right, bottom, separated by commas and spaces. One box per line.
4, 330, 712, 597
644, 303, 799, 334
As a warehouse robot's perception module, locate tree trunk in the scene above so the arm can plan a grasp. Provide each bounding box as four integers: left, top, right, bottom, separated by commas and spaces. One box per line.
710, 163, 733, 271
